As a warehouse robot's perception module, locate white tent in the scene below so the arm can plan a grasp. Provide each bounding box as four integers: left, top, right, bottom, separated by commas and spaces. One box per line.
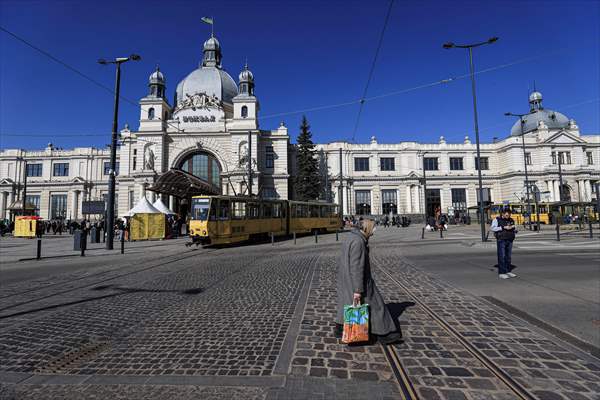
125, 197, 161, 217
153, 198, 175, 215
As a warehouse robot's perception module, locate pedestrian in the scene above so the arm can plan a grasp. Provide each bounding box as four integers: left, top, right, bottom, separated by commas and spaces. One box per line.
491, 207, 517, 279
335, 219, 402, 344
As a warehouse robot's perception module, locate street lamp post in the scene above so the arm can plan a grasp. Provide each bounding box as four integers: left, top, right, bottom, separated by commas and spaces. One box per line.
444, 37, 498, 242
420, 152, 428, 225
98, 54, 141, 250
505, 112, 532, 230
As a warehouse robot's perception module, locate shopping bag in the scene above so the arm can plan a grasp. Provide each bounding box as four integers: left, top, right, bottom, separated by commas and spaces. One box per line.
342, 304, 369, 344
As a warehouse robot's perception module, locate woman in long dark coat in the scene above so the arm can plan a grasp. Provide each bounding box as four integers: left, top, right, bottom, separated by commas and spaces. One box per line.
335, 219, 402, 344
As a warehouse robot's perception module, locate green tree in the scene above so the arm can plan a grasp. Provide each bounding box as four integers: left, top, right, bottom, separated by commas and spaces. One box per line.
294, 115, 321, 200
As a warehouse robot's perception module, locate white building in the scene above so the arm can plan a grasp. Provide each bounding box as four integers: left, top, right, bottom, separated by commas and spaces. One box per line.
1, 34, 598, 221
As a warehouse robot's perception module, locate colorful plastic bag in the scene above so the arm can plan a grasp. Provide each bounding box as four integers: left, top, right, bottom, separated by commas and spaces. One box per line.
342, 304, 369, 344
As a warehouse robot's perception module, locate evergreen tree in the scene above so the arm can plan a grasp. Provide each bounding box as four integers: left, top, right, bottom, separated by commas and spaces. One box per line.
294, 115, 321, 200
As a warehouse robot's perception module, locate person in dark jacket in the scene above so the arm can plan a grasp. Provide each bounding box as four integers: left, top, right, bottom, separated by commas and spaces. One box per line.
335, 219, 402, 344
491, 207, 517, 279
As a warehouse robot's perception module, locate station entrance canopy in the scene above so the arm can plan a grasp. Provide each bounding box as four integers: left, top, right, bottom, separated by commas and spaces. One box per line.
147, 168, 221, 198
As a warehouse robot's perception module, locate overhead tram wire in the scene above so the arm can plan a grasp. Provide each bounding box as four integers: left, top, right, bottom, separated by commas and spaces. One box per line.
0, 25, 184, 134
351, 0, 395, 143
259, 48, 567, 122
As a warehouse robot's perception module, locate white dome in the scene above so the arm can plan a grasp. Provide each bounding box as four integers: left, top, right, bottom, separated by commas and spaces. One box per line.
175, 67, 238, 106
203, 36, 220, 51
529, 91, 542, 102
149, 67, 165, 84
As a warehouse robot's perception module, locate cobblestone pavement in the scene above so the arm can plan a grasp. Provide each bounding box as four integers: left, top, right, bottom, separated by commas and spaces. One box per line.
1, 229, 599, 399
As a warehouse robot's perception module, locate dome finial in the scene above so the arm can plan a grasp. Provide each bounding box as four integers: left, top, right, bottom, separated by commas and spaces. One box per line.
529, 88, 543, 111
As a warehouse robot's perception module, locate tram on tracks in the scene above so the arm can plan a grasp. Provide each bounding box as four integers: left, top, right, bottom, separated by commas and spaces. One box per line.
188, 195, 341, 245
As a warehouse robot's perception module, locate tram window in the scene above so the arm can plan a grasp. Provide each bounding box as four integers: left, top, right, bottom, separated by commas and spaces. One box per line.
232, 201, 246, 219
310, 205, 319, 218
191, 198, 210, 220
320, 206, 327, 218
263, 203, 273, 218
248, 203, 259, 219
273, 203, 281, 218
218, 200, 230, 220
209, 200, 217, 221
282, 204, 287, 218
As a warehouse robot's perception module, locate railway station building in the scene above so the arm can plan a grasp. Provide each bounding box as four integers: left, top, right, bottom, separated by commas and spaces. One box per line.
1, 34, 599, 220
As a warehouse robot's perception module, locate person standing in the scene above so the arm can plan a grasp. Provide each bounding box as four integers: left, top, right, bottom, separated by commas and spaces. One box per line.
335, 219, 402, 344
491, 207, 517, 279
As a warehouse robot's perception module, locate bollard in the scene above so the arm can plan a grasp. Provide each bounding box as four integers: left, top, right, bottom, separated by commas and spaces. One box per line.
293, 232, 296, 245
589, 221, 594, 239
315, 230, 318, 243
120, 230, 125, 254
271, 232, 275, 246
440, 227, 443, 238
36, 239, 42, 260
421, 227, 425, 239
556, 224, 560, 241
336, 230, 339, 241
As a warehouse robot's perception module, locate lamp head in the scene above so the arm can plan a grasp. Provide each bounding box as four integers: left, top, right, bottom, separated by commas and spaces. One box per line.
129, 54, 141, 61
504, 112, 511, 116
488, 37, 499, 44
97, 59, 108, 65
443, 42, 455, 49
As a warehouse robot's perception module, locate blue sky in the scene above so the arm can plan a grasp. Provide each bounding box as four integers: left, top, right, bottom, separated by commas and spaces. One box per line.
1, 0, 598, 150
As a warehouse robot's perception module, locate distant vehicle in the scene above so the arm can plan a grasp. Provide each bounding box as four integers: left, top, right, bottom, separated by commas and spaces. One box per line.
189, 195, 340, 245
489, 203, 551, 225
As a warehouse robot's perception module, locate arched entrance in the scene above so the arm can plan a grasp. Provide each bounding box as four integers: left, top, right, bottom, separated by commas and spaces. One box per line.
149, 151, 222, 218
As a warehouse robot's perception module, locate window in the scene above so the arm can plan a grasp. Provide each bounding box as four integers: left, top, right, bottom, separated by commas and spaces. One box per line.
355, 190, 371, 215
551, 151, 556, 165
241, 105, 248, 118
525, 152, 532, 166
26, 163, 42, 177
265, 146, 274, 169
564, 152, 571, 165
475, 157, 489, 170
180, 152, 221, 187
247, 203, 260, 219
451, 188, 467, 211
263, 187, 278, 199
424, 157, 438, 171
148, 107, 155, 120
25, 195, 40, 216
449, 157, 464, 170
50, 194, 67, 219
53, 163, 69, 177
101, 193, 119, 217
129, 190, 135, 210
354, 157, 369, 171
380, 157, 395, 171
591, 181, 598, 194
103, 162, 119, 176
586, 151, 594, 165
273, 203, 282, 218
232, 201, 246, 219
381, 189, 397, 215
262, 203, 273, 218
218, 200, 230, 220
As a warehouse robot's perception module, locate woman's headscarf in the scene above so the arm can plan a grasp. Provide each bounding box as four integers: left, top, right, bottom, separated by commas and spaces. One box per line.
360, 219, 376, 238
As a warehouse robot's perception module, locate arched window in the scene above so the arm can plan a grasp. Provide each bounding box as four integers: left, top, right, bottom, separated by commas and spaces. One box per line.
148, 107, 155, 120
179, 152, 221, 188
241, 105, 248, 118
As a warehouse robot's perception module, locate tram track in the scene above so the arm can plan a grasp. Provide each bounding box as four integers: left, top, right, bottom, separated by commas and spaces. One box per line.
376, 265, 538, 400
0, 247, 221, 318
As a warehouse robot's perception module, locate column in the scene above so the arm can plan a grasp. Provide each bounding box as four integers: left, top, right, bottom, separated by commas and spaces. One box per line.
8, 190, 15, 220
554, 181, 561, 201
413, 186, 420, 213
169, 195, 174, 211
585, 180, 592, 202
0, 192, 7, 220
405, 185, 412, 213
547, 181, 554, 202
72, 190, 80, 220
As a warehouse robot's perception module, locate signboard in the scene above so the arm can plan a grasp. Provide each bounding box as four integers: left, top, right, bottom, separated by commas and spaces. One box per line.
82, 201, 105, 215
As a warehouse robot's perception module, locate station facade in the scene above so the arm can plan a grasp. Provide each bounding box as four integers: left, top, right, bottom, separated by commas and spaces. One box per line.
1, 34, 598, 220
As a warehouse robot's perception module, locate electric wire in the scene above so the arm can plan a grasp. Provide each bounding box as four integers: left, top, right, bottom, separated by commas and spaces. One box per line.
351, 0, 394, 143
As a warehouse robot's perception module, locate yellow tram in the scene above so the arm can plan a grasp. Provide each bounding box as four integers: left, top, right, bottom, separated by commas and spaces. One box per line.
489, 203, 552, 225
189, 195, 340, 245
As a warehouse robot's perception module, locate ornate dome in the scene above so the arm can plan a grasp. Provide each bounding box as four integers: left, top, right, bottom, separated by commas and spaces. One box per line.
239, 63, 254, 82
510, 91, 570, 136
174, 35, 238, 107
203, 36, 220, 51
149, 66, 165, 85
175, 68, 238, 106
